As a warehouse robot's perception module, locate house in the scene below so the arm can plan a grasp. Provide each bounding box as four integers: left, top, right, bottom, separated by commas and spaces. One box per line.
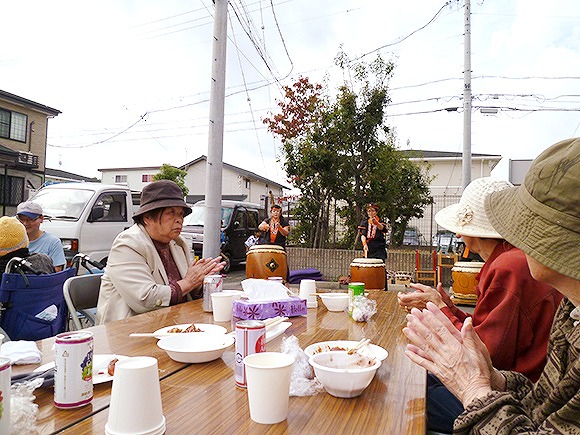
99, 156, 289, 206
401, 149, 502, 245
45, 167, 99, 184
0, 90, 60, 216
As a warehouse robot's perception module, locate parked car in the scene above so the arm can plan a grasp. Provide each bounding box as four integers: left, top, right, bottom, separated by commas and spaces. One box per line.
432, 230, 459, 253
180, 200, 266, 273
402, 227, 423, 246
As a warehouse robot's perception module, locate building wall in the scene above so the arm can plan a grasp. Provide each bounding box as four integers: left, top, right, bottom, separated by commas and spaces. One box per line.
0, 99, 50, 171
99, 162, 284, 203
100, 167, 160, 192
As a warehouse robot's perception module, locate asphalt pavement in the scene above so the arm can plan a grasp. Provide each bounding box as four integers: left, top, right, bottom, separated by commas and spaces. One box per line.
222, 263, 246, 290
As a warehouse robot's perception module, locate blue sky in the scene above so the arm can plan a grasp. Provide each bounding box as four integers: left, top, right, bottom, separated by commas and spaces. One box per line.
2, 0, 579, 186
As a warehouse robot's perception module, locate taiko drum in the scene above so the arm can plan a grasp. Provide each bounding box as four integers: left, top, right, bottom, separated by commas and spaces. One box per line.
451, 261, 484, 297
246, 244, 288, 280
350, 258, 386, 291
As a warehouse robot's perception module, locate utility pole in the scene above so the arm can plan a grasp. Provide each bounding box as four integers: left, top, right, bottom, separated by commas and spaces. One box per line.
203, 0, 228, 259
462, 0, 472, 190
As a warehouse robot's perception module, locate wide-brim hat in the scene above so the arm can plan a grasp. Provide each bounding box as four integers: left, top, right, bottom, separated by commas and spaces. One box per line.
485, 137, 580, 281
133, 180, 191, 219
435, 177, 514, 238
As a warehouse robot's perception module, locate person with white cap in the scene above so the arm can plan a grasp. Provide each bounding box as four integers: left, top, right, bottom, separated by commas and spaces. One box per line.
403, 138, 580, 433
97, 180, 226, 324
16, 201, 66, 271
398, 177, 562, 433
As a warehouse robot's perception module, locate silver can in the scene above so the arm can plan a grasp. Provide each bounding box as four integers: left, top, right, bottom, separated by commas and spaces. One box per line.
234, 320, 266, 388
203, 274, 223, 312
54, 331, 94, 409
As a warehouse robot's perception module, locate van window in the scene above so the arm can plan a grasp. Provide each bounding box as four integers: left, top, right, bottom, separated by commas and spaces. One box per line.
31, 187, 94, 220
247, 211, 259, 229
92, 193, 127, 222
232, 210, 247, 230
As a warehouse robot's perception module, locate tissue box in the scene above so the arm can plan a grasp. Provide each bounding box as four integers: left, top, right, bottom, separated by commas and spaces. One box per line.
232, 297, 307, 320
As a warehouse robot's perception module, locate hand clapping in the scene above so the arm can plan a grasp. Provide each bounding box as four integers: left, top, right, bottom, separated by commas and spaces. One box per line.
402, 302, 495, 406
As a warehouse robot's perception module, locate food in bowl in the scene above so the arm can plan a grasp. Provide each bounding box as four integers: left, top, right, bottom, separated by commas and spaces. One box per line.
157, 332, 234, 363
318, 293, 349, 312
304, 341, 389, 361
166, 323, 203, 333
309, 351, 381, 398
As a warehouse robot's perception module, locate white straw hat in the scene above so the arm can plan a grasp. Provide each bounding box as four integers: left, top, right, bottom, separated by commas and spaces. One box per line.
435, 177, 513, 239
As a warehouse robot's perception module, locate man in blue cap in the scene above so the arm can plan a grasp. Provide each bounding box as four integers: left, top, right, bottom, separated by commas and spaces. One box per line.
16, 201, 66, 271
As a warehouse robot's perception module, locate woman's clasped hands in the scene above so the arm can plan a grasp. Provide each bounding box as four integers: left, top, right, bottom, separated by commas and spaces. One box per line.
402, 302, 505, 407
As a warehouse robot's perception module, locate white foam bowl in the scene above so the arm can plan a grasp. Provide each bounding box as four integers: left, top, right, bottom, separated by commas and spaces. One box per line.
318, 293, 349, 312
157, 332, 234, 363
309, 351, 381, 398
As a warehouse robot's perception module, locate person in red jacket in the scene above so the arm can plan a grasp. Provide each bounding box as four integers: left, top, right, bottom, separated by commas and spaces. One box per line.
397, 177, 562, 433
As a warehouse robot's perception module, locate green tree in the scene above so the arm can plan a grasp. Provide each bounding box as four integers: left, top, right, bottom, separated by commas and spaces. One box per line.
264, 53, 432, 248
153, 164, 189, 197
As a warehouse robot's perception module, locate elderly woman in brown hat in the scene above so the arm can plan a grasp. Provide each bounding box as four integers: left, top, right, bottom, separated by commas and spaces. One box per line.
96, 180, 225, 324
403, 138, 580, 433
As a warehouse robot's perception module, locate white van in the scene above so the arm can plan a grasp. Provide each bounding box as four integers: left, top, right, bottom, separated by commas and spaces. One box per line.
28, 182, 136, 266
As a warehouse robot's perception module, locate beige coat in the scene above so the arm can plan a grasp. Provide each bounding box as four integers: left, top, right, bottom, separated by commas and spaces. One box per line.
96, 223, 192, 324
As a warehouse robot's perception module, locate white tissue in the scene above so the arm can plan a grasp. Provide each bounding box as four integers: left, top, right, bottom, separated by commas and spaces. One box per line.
0, 341, 42, 365
241, 279, 292, 301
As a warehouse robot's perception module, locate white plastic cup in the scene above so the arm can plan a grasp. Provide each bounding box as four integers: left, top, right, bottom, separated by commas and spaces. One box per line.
0, 357, 10, 435
105, 356, 165, 435
244, 352, 295, 424
299, 279, 318, 308
222, 289, 244, 301
211, 292, 235, 322
0, 334, 4, 353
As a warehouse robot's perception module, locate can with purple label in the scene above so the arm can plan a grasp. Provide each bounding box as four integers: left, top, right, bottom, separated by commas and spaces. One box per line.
203, 274, 223, 312
235, 320, 266, 388
0, 357, 11, 433
54, 331, 94, 409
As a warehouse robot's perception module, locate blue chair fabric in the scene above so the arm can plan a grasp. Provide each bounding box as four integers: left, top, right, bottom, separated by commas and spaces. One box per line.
0, 268, 77, 341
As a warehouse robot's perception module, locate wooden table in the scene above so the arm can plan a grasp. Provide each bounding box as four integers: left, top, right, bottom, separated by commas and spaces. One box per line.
18, 291, 425, 434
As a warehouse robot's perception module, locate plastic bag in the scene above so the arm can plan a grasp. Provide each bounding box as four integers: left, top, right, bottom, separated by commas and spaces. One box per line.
280, 335, 324, 396
10, 378, 42, 434
351, 295, 377, 322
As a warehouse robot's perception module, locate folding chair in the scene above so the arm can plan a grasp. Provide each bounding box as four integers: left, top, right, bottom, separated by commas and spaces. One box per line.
63, 274, 102, 330
0, 264, 77, 341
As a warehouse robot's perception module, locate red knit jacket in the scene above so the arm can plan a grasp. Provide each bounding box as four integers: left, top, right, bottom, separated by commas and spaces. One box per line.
441, 243, 562, 382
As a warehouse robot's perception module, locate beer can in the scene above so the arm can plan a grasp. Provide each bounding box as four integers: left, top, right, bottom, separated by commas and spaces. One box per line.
0, 357, 11, 434
54, 331, 94, 409
348, 282, 365, 316
234, 320, 266, 388
203, 274, 223, 312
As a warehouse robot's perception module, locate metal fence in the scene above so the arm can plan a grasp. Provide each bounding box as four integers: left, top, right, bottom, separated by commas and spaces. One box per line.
406, 193, 462, 247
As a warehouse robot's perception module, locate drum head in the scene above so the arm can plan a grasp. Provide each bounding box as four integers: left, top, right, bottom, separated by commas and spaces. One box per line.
248, 244, 285, 252
351, 258, 384, 265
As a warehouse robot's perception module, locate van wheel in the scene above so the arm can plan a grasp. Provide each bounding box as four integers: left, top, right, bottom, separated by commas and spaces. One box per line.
221, 252, 231, 274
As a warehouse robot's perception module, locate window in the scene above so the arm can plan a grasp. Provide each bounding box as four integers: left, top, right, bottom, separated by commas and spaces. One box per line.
0, 108, 27, 143
247, 211, 259, 229
244, 178, 250, 189
114, 174, 127, 183
92, 193, 127, 222
0, 175, 25, 206
142, 174, 154, 182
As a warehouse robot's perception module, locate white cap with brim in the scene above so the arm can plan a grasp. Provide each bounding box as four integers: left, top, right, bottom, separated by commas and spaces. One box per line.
16, 201, 43, 219
435, 177, 513, 239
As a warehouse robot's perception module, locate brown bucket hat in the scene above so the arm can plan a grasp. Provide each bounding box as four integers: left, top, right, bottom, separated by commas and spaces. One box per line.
485, 137, 580, 281
133, 180, 191, 220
